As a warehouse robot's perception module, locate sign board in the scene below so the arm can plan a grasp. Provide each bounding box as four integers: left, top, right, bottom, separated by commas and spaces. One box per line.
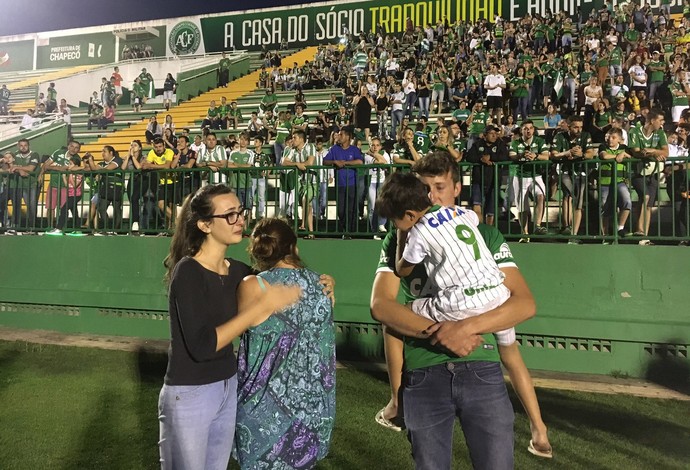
36, 32, 116, 69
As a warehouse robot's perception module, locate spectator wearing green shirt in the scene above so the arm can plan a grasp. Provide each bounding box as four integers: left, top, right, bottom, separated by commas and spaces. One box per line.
139, 68, 154, 100
670, 68, 690, 124
227, 101, 242, 130
628, 109, 669, 244
132, 78, 146, 112
647, 51, 666, 108
466, 101, 491, 150
217, 97, 229, 130
550, 116, 597, 242
259, 88, 278, 118
218, 52, 231, 88
201, 100, 222, 130
228, 133, 254, 215
510, 66, 530, 122
598, 129, 633, 239
508, 120, 550, 240
249, 136, 272, 222
6, 138, 39, 231
46, 82, 58, 113
282, 129, 316, 236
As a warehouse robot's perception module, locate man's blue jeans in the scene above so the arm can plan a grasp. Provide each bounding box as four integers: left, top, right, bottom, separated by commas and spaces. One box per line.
158, 376, 238, 470
403, 361, 514, 470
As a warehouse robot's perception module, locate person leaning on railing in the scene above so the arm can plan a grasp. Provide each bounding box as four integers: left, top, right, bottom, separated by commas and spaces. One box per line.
0, 152, 11, 229
508, 120, 550, 241
82, 146, 124, 234
664, 130, 690, 243
598, 128, 634, 241
628, 109, 669, 245
550, 116, 597, 242
466, 124, 509, 228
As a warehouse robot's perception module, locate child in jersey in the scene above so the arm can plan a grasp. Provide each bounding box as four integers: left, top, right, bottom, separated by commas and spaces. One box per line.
377, 171, 516, 346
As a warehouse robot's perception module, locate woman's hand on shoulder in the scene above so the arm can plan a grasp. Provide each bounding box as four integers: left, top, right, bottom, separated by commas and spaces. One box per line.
319, 274, 336, 306
238, 275, 302, 326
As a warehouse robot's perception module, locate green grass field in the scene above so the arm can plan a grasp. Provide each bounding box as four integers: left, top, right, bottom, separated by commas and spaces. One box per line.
0, 340, 688, 469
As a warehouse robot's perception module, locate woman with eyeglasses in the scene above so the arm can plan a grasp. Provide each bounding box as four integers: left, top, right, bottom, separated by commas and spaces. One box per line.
158, 184, 303, 470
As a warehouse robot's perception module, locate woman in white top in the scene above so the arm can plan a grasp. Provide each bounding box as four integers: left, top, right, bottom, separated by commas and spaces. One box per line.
628, 56, 648, 91
583, 76, 603, 133
402, 72, 417, 119
364, 137, 391, 235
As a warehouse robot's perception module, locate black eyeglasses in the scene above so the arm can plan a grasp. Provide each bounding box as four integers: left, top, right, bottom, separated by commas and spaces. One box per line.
210, 207, 247, 225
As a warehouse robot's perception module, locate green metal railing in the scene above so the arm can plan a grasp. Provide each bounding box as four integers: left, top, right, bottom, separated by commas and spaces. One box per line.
1, 159, 688, 243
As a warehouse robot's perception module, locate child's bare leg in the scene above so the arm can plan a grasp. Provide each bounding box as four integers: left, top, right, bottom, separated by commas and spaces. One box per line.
382, 326, 404, 421
498, 342, 551, 454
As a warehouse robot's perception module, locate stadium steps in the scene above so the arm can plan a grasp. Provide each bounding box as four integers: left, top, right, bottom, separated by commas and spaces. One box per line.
79, 47, 318, 155
8, 65, 101, 113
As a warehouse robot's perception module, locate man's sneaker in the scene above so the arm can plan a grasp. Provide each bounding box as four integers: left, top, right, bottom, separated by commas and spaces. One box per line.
342, 235, 352, 240
131, 222, 140, 232
45, 228, 63, 236
617, 229, 630, 238
533, 226, 548, 235
602, 240, 612, 245
560, 226, 572, 236
373, 235, 383, 241
567, 238, 582, 245
518, 237, 530, 243
679, 240, 690, 246
93, 231, 106, 237
639, 239, 654, 246
378, 224, 388, 233
5, 229, 16, 235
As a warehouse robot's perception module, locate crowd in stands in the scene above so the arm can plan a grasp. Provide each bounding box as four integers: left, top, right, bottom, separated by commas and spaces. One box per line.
1, 2, 689, 243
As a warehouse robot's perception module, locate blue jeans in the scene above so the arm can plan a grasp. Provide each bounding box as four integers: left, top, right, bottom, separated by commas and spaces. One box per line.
403, 362, 514, 470
312, 180, 328, 218
390, 109, 403, 140
158, 376, 238, 470
417, 97, 430, 119
250, 177, 266, 218
7, 186, 37, 229
368, 179, 387, 230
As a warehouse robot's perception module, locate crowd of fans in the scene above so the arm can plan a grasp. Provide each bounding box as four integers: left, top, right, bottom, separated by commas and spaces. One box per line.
1, 2, 689, 243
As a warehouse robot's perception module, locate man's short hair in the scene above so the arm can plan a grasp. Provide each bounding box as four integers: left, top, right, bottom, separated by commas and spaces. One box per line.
153, 137, 165, 146
18, 138, 29, 146
178, 135, 189, 144
412, 151, 460, 185
292, 129, 307, 142
608, 127, 623, 138
647, 109, 664, 121
376, 172, 431, 220
568, 115, 584, 125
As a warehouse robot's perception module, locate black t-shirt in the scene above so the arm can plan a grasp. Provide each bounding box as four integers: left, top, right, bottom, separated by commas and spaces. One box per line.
164, 256, 251, 385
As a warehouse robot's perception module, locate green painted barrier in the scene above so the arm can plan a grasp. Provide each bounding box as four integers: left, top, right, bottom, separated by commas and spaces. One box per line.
0, 236, 688, 379
176, 56, 250, 102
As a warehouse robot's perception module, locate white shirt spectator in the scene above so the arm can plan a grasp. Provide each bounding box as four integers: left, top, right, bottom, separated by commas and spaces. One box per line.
385, 58, 399, 73
390, 91, 404, 112
484, 74, 506, 97
587, 37, 600, 50
628, 65, 647, 87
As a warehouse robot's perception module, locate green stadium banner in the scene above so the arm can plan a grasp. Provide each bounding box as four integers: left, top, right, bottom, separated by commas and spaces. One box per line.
36, 32, 116, 69
199, 0, 616, 52
0, 40, 34, 73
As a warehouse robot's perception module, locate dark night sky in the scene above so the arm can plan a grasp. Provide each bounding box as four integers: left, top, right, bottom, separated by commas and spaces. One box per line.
1, 0, 300, 36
